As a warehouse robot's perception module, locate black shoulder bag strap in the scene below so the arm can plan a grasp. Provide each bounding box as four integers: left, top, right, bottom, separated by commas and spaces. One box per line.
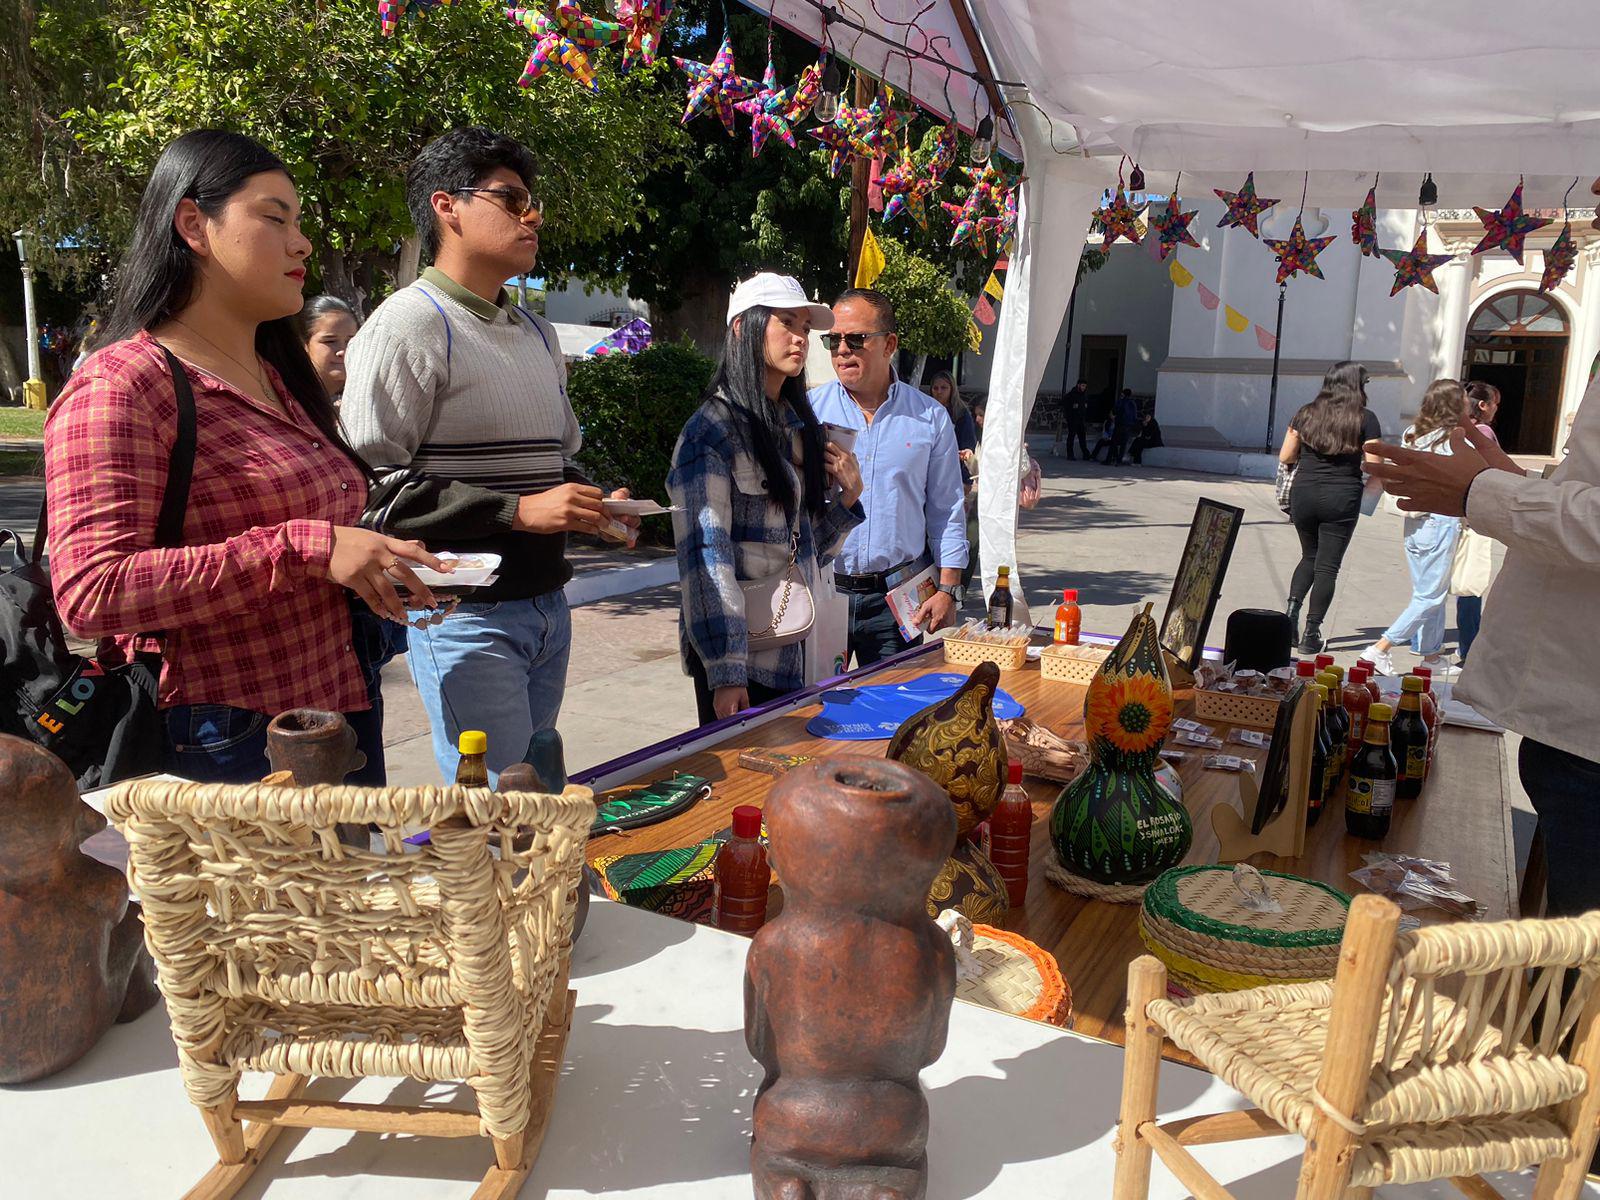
33, 344, 198, 598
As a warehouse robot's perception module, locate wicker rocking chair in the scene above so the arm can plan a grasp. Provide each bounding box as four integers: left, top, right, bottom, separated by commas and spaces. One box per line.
1113, 894, 1600, 1200
107, 777, 594, 1200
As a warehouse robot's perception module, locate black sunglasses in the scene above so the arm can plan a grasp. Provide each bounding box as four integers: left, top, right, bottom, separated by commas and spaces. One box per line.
452, 187, 544, 221
824, 330, 892, 353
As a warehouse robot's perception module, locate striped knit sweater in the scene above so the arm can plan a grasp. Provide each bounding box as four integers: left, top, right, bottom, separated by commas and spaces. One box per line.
341, 267, 584, 600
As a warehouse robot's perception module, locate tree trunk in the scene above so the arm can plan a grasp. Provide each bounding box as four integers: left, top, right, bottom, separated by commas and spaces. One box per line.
317, 247, 362, 314
907, 353, 928, 389
651, 266, 733, 355
396, 237, 421, 288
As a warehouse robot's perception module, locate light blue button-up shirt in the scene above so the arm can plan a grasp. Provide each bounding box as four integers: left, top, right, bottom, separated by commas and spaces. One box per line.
808, 378, 969, 575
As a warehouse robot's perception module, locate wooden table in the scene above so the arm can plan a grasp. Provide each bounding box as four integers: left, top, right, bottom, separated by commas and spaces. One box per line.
580, 641, 1515, 1052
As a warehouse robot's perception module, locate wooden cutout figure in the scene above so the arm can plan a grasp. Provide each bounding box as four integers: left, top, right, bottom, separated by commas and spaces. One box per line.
0, 734, 157, 1082
747, 759, 957, 1200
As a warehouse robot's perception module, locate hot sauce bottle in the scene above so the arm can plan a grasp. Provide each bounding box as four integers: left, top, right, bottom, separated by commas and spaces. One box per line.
713, 805, 771, 935
989, 761, 1033, 908
1053, 589, 1082, 646
1342, 667, 1375, 767
1412, 666, 1442, 763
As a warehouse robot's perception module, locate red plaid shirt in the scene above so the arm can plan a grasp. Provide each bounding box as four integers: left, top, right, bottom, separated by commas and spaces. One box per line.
44, 331, 371, 715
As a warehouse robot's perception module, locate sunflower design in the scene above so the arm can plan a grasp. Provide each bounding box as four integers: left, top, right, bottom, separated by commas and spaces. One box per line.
1085, 671, 1172, 757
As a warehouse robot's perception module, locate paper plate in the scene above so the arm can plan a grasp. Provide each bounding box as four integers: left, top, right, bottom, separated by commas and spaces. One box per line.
601, 499, 682, 516
410, 552, 502, 590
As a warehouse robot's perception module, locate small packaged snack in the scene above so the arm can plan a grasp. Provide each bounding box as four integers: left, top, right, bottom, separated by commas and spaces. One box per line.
1171, 717, 1214, 736
1174, 730, 1224, 749
738, 749, 814, 777
1228, 729, 1272, 749
1157, 748, 1189, 765
1203, 754, 1257, 774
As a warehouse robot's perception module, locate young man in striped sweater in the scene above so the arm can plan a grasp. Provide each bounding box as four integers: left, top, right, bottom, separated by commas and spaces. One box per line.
342, 127, 636, 782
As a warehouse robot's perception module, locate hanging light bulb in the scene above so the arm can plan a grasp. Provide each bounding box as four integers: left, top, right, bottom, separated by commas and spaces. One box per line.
1128, 164, 1147, 209
1418, 173, 1438, 211
970, 115, 995, 165
814, 58, 843, 123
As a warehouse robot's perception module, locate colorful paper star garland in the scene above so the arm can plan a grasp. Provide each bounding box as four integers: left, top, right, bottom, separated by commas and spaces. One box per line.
378, 0, 456, 37
941, 166, 1008, 251
1214, 172, 1278, 238
1095, 186, 1144, 247
1152, 193, 1199, 260
1541, 220, 1577, 292
1382, 230, 1453, 295
734, 45, 821, 157
507, 5, 624, 93
881, 154, 935, 228
807, 118, 861, 177
615, 0, 673, 72
1352, 185, 1380, 258
1265, 215, 1336, 284
1472, 181, 1552, 265
673, 32, 759, 135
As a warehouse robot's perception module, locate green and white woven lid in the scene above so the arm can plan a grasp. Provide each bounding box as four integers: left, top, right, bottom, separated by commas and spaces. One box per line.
1143, 864, 1352, 951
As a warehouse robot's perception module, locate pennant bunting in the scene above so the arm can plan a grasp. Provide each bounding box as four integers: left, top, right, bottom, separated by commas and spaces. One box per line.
995, 258, 1010, 271
1224, 305, 1250, 333
854, 226, 886, 289
1197, 282, 1220, 310
974, 294, 997, 326
1256, 325, 1277, 352
1169, 258, 1194, 287
967, 317, 984, 352
983, 274, 1004, 301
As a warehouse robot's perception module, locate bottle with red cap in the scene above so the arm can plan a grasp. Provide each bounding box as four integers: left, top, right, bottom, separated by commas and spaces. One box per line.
1314, 654, 1335, 674
1342, 666, 1375, 766
713, 805, 771, 934
1295, 660, 1318, 681
1053, 589, 1081, 646
1354, 663, 1380, 706
989, 761, 1033, 908
1412, 667, 1442, 761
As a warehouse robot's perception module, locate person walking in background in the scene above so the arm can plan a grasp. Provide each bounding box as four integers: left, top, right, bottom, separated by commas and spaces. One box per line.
926, 370, 977, 459
298, 294, 360, 404
1322, 358, 1371, 399
810, 288, 967, 666
1063, 379, 1091, 459
668, 274, 863, 725
1452, 381, 1501, 662
340, 126, 638, 783
44, 130, 442, 783
1278, 383, 1383, 653
1360, 379, 1469, 676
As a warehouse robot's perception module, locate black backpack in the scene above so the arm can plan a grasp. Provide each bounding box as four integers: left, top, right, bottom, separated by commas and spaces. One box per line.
0, 347, 196, 788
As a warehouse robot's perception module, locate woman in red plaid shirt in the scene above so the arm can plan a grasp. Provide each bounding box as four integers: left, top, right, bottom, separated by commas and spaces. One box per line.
44, 131, 444, 783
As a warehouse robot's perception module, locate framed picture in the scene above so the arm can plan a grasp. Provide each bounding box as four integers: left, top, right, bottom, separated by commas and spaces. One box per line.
1251, 680, 1307, 835
1159, 498, 1245, 671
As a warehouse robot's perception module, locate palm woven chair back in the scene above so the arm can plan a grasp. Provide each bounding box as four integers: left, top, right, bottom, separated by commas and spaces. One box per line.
108, 778, 594, 1194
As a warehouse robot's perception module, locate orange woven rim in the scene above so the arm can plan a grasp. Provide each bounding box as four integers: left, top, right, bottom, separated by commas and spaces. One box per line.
972, 924, 1073, 1027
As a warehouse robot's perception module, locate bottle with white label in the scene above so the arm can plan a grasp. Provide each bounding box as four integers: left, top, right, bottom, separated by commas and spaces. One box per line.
1345, 702, 1396, 840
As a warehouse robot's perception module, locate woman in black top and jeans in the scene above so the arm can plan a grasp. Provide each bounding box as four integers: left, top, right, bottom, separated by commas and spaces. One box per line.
1279, 363, 1383, 653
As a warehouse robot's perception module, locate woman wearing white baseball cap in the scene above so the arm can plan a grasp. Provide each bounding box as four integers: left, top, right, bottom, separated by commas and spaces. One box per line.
668, 273, 865, 724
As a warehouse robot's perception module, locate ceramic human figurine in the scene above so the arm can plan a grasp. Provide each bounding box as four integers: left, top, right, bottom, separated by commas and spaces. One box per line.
0, 734, 158, 1082
888, 663, 1012, 921
746, 758, 956, 1200
1051, 603, 1191, 885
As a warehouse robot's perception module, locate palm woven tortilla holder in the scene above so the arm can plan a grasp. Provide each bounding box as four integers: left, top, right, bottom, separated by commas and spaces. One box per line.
1138, 863, 1351, 994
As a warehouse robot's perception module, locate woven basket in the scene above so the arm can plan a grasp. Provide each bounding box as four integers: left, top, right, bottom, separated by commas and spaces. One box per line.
943, 635, 1029, 671
1138, 865, 1351, 993
1193, 688, 1281, 731
1039, 643, 1110, 685
957, 925, 1073, 1027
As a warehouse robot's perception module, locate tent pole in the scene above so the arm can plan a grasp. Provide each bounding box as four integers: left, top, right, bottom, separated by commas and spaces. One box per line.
947, 0, 1008, 130
1266, 282, 1287, 452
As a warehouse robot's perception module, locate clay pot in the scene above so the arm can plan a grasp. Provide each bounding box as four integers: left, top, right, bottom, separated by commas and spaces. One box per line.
499, 760, 590, 943
887, 661, 1008, 836
266, 709, 365, 785
746, 758, 957, 1200
927, 836, 1011, 926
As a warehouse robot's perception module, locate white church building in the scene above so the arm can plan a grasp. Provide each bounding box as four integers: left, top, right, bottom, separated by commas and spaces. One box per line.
963, 195, 1598, 463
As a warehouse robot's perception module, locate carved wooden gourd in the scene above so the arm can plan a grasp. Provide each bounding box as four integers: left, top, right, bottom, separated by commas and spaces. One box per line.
1050, 603, 1191, 885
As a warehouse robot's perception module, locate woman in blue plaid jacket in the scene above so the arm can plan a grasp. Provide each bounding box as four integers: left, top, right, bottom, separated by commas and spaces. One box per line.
668, 274, 864, 725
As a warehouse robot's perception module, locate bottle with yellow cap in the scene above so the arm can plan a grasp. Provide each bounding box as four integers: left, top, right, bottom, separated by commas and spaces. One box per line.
1307, 682, 1333, 826
1345, 702, 1396, 840
456, 730, 489, 788
1314, 671, 1347, 797
1391, 676, 1431, 800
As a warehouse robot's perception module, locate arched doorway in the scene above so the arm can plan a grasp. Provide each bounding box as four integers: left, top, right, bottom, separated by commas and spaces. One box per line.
1462, 290, 1569, 454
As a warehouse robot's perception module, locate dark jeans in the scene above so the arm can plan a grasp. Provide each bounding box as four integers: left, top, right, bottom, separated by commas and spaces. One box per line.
162, 603, 395, 785
684, 646, 790, 727
1288, 482, 1361, 629
1064, 418, 1089, 458
1456, 594, 1482, 660
848, 590, 910, 668
1519, 738, 1600, 917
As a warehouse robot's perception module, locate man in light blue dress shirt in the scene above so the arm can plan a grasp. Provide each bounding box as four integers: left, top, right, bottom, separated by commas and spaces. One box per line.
809, 289, 969, 666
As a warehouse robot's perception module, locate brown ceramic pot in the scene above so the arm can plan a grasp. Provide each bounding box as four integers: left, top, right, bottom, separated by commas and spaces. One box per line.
267, 709, 367, 848
746, 758, 957, 1200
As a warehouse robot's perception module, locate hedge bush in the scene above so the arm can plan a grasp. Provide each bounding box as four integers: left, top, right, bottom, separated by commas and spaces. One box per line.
569, 340, 717, 541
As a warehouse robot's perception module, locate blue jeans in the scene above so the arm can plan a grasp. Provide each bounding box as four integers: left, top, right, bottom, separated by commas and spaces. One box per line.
1382, 513, 1461, 655
1520, 739, 1600, 918
163, 701, 385, 785
1456, 594, 1482, 660
406, 592, 571, 785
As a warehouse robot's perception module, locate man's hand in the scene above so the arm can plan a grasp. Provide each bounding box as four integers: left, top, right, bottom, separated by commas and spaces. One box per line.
513, 483, 607, 535
824, 444, 863, 507
1363, 427, 1496, 517
913, 589, 957, 633
1458, 418, 1523, 475
713, 686, 750, 720
606, 487, 641, 549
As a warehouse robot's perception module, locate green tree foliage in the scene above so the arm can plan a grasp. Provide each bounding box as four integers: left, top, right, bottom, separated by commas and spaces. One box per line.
5, 0, 686, 309
872, 234, 972, 361
568, 339, 715, 527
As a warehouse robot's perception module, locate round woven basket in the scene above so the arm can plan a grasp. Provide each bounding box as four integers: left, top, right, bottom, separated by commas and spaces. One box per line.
957, 925, 1073, 1027
1138, 865, 1351, 993
1044, 858, 1150, 904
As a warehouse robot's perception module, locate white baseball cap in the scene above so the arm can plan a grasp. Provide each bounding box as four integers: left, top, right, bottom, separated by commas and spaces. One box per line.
726, 272, 835, 330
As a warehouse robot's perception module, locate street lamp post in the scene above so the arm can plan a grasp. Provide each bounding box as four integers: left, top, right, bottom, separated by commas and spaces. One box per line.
13, 230, 45, 411
1265, 282, 1286, 452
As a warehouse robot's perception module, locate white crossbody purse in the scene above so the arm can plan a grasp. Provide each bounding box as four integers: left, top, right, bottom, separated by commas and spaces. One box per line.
742, 508, 814, 651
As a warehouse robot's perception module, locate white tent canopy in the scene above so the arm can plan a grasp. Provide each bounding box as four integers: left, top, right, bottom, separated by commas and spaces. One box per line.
740, 0, 1600, 619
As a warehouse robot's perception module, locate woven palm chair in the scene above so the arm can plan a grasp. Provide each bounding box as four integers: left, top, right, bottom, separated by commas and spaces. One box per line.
1113, 894, 1600, 1200
107, 777, 594, 1200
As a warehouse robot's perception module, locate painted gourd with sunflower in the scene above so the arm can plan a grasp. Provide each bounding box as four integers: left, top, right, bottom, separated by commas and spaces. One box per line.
1050, 603, 1191, 885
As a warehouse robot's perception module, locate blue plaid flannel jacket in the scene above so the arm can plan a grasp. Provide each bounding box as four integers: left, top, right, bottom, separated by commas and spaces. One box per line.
667, 395, 863, 693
